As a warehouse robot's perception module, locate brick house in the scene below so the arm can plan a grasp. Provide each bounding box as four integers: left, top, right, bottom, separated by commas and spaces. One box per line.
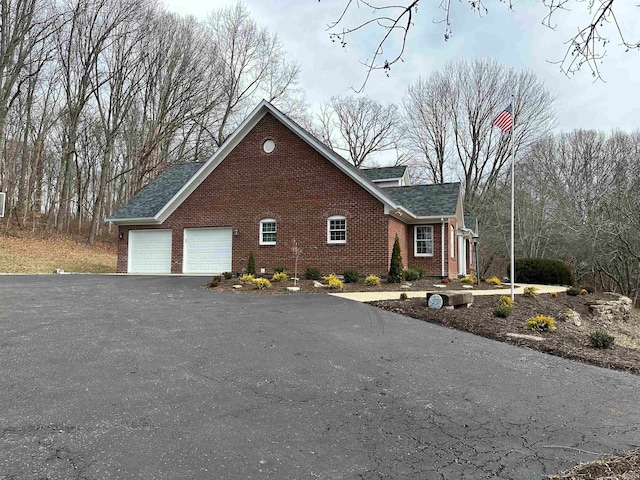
108, 100, 478, 277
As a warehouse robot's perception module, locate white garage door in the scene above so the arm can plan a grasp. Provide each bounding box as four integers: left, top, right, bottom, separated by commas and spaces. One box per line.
183, 228, 232, 274
128, 230, 172, 273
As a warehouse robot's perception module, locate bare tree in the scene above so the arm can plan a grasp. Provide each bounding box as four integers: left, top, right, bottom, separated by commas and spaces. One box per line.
402, 59, 554, 201
204, 2, 301, 147
318, 95, 400, 168
402, 74, 451, 183
516, 129, 640, 300
321, 1, 638, 90
54, 0, 144, 233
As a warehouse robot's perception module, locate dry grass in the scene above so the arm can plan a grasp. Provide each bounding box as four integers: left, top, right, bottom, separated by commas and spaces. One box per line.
0, 232, 117, 273
549, 447, 640, 479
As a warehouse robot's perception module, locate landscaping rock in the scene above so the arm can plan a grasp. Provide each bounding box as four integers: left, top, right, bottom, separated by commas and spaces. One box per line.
313, 280, 327, 288
426, 292, 473, 309
506, 333, 544, 342
557, 308, 582, 327
587, 294, 633, 322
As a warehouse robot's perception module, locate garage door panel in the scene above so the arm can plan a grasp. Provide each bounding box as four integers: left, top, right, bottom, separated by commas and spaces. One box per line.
184, 228, 232, 274
129, 230, 172, 273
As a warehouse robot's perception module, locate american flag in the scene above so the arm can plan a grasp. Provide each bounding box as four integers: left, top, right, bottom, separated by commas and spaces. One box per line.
493, 104, 513, 132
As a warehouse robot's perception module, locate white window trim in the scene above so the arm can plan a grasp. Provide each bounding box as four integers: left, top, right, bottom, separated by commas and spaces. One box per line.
414, 225, 434, 257
327, 215, 347, 244
260, 218, 276, 245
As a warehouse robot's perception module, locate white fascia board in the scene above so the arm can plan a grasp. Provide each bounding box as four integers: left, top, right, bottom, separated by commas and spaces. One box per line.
402, 215, 455, 225
107, 217, 161, 226
372, 177, 402, 183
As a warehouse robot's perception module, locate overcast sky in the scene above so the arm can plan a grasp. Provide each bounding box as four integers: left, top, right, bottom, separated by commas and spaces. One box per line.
162, 0, 639, 134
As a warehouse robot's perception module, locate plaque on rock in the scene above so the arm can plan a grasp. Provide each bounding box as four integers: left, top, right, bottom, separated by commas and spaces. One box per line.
427, 293, 443, 309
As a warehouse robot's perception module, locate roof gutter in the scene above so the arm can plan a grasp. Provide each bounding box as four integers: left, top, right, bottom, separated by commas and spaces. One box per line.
107, 217, 161, 226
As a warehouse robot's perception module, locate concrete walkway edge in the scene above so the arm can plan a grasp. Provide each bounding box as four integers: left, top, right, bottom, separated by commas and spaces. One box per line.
329, 283, 568, 302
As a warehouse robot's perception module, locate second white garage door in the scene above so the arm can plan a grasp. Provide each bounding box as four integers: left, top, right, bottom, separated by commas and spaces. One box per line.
183, 228, 232, 274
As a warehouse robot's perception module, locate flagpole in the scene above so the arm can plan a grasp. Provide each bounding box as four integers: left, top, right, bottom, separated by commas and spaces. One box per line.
510, 95, 516, 301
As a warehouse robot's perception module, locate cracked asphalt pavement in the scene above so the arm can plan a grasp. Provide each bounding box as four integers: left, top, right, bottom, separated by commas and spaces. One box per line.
1, 275, 638, 479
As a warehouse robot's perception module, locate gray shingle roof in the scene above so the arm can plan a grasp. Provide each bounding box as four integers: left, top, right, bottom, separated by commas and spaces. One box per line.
110, 163, 204, 220
362, 166, 407, 181
464, 214, 478, 234
384, 183, 460, 217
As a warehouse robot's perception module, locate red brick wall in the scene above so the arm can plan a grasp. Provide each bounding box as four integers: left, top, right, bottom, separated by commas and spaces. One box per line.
447, 219, 458, 278
387, 217, 408, 273
117, 113, 391, 275
403, 222, 450, 278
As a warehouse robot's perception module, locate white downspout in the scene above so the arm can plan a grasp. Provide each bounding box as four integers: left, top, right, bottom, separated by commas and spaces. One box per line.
441, 218, 445, 277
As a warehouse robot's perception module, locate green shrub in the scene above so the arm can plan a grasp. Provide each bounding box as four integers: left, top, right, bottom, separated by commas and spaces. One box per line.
323, 274, 343, 289
523, 286, 539, 299
209, 277, 220, 288
365, 275, 381, 286
493, 303, 512, 318
403, 269, 421, 281
589, 331, 615, 349
247, 251, 256, 276
512, 258, 573, 285
581, 285, 595, 294
239, 273, 255, 284
305, 267, 321, 280
274, 266, 287, 273
526, 315, 557, 332
488, 276, 501, 286
253, 278, 271, 289
566, 288, 581, 296
498, 295, 514, 308
343, 269, 359, 283
415, 267, 426, 279
271, 272, 288, 282
223, 271, 233, 280
460, 275, 477, 284
388, 234, 404, 283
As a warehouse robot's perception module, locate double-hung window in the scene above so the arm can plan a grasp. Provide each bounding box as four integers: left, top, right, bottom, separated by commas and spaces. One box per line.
414, 226, 434, 256
260, 219, 276, 245
327, 216, 347, 244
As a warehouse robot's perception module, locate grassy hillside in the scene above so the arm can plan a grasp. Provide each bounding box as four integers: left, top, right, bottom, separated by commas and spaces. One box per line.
0, 233, 117, 273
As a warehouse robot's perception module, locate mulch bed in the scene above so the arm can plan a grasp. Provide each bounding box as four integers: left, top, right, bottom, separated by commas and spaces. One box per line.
368, 292, 640, 376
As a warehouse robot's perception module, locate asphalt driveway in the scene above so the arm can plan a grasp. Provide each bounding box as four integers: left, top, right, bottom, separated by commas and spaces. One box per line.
1, 275, 638, 479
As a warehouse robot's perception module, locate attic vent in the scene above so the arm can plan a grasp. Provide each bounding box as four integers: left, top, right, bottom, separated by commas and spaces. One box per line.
262, 139, 276, 154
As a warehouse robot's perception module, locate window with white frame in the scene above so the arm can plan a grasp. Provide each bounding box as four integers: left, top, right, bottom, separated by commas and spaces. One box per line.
450, 224, 455, 258
414, 225, 434, 256
327, 215, 346, 244
260, 219, 276, 245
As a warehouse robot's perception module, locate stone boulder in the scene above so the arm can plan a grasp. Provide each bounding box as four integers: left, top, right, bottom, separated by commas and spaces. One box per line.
557, 308, 582, 327
587, 294, 633, 322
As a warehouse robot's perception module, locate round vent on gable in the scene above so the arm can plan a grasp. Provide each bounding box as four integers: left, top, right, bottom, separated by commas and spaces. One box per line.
262, 139, 276, 154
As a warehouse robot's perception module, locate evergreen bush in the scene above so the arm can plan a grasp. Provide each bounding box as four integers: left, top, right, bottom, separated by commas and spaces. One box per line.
388, 234, 404, 283
247, 252, 256, 276
343, 269, 359, 283
512, 258, 573, 285
305, 267, 321, 280
588, 331, 615, 349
